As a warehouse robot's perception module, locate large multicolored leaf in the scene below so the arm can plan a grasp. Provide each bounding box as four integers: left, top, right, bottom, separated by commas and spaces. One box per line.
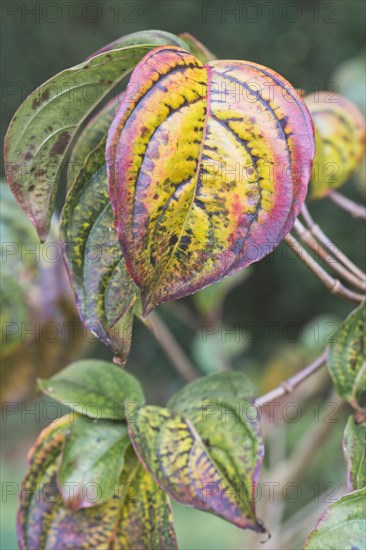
38, 359, 145, 420
17, 416, 177, 549
343, 416, 366, 491
128, 372, 265, 532
303, 488, 366, 549
107, 46, 315, 316
61, 110, 140, 363
327, 302, 365, 411
4, 32, 189, 241
305, 92, 366, 198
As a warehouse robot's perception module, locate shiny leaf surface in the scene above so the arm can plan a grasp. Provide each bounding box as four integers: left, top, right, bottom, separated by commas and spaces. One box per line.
38, 359, 144, 420
327, 302, 365, 410
58, 416, 130, 510
305, 92, 366, 198
107, 46, 315, 316
303, 488, 366, 549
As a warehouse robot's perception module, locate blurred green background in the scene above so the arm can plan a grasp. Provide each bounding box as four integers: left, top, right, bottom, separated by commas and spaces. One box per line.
1, 1, 365, 548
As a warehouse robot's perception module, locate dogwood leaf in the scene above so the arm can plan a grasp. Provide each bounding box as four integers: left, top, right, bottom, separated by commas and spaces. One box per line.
107, 46, 315, 316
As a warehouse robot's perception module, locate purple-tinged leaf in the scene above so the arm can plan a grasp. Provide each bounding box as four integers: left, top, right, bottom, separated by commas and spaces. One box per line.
107, 46, 315, 316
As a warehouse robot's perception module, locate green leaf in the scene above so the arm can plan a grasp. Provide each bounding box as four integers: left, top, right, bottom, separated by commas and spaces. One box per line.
66, 96, 119, 191
129, 372, 265, 532
38, 359, 144, 420
343, 416, 366, 491
327, 302, 366, 410
61, 114, 140, 363
4, 32, 188, 241
115, 447, 177, 549
17, 416, 177, 549
107, 46, 315, 316
58, 416, 130, 510
303, 488, 366, 549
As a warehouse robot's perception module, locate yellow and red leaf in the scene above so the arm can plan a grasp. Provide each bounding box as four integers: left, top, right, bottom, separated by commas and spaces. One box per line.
107, 46, 315, 316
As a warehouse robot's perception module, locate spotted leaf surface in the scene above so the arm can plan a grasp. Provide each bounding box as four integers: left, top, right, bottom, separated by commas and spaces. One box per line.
61, 112, 140, 363
303, 488, 366, 550
18, 416, 177, 550
113, 447, 177, 549
343, 416, 366, 491
4, 33, 188, 241
327, 302, 365, 411
305, 92, 366, 198
168, 372, 264, 524
107, 46, 315, 316
129, 372, 265, 532
38, 360, 145, 420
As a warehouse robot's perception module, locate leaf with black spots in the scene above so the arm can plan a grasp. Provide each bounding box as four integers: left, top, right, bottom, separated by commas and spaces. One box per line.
17, 416, 177, 549
107, 46, 315, 316
4, 32, 189, 241
61, 115, 140, 363
129, 372, 265, 532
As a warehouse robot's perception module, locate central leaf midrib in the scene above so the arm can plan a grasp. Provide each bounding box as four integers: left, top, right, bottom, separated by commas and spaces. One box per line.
149, 65, 212, 297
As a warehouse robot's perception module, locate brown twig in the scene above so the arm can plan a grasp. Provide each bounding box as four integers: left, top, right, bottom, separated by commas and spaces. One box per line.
293, 219, 366, 291
283, 233, 365, 304
301, 204, 366, 282
148, 311, 199, 382
328, 190, 366, 220
255, 351, 328, 407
